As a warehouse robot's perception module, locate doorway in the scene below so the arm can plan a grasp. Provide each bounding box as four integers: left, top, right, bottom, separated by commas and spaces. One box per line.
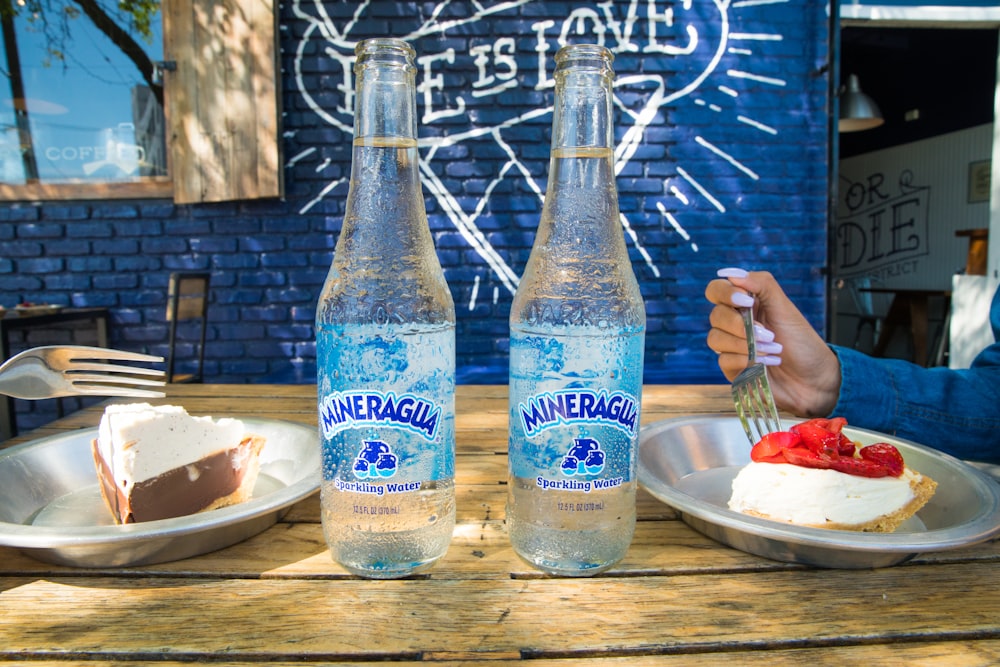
832, 24, 999, 365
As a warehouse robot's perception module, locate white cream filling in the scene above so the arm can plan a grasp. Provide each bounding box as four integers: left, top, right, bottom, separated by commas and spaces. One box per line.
728, 461, 919, 526
96, 403, 245, 483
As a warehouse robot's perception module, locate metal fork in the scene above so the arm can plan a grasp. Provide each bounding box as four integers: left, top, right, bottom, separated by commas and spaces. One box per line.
731, 306, 782, 445
0, 346, 166, 400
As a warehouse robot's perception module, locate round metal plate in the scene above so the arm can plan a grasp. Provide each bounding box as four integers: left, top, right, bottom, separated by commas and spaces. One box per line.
0, 417, 320, 567
638, 415, 1000, 568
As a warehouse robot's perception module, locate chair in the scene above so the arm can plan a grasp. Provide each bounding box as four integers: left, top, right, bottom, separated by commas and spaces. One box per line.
166, 272, 210, 383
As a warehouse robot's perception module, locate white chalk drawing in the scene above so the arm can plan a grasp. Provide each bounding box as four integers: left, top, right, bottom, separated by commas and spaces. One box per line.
291, 0, 787, 307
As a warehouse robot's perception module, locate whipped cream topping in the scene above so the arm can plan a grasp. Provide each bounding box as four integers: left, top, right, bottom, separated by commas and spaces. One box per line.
728, 461, 920, 527
96, 403, 246, 482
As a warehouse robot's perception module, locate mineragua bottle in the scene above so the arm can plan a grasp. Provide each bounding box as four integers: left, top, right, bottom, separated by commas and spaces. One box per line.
316, 38, 456, 579
507, 44, 646, 576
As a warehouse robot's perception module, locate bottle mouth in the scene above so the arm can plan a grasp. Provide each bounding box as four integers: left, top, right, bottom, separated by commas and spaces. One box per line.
354, 38, 416, 69
555, 44, 615, 70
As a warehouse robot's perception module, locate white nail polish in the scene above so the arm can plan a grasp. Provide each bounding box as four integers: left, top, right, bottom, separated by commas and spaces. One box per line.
731, 292, 754, 308
717, 267, 749, 279
757, 341, 783, 355
753, 324, 775, 342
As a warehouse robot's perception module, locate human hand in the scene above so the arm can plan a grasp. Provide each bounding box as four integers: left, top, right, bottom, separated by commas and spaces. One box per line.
705, 268, 841, 418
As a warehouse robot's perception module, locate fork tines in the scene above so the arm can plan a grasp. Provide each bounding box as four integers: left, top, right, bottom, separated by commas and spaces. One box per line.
64, 347, 164, 364
62, 347, 166, 397
732, 364, 782, 445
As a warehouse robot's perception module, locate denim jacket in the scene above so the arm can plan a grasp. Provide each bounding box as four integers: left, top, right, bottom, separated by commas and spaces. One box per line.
830, 284, 1000, 464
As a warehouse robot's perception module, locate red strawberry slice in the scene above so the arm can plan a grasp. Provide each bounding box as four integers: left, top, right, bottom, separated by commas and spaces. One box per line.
837, 433, 857, 457
828, 456, 893, 478
751, 431, 801, 463
749, 418, 907, 479
859, 443, 905, 477
826, 417, 848, 433
781, 446, 833, 469
790, 420, 843, 458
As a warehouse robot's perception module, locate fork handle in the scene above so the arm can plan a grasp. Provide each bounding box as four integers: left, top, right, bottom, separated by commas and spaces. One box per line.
739, 306, 757, 364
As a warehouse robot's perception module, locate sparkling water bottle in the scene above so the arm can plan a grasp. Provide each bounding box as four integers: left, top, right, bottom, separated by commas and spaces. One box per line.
507, 44, 646, 576
316, 38, 456, 579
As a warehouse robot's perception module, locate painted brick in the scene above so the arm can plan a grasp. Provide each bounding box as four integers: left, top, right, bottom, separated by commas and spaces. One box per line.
0, 205, 40, 222
91, 239, 140, 256
91, 203, 140, 219
63, 222, 114, 238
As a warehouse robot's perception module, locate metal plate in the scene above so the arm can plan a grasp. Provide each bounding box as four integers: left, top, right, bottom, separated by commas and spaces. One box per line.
0, 418, 320, 567
638, 415, 1000, 569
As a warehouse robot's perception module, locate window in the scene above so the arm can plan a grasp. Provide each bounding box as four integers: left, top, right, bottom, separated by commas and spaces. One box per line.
0, 0, 280, 204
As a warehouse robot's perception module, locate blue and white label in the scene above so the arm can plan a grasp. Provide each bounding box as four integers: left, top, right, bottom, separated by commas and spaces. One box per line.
532, 437, 624, 493
320, 390, 443, 441
517, 389, 639, 438
560, 437, 605, 475
352, 440, 398, 479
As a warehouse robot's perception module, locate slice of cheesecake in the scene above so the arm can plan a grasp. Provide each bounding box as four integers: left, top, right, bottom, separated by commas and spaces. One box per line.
728, 461, 937, 532
727, 417, 937, 532
91, 403, 265, 524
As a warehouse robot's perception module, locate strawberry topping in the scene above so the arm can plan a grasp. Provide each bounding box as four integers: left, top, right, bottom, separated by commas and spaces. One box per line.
749, 418, 904, 478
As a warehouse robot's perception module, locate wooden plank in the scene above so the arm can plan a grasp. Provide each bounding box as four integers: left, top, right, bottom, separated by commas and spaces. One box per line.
2, 563, 998, 659
2, 639, 1000, 665
167, 0, 280, 203
3, 513, 996, 581
0, 179, 173, 202
4, 639, 1000, 665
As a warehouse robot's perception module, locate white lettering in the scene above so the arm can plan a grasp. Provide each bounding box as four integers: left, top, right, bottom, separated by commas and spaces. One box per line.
43, 145, 108, 162
532, 20, 555, 91
598, 0, 640, 53
417, 48, 466, 124
645, 0, 698, 55
326, 46, 356, 116
470, 39, 517, 98
560, 8, 605, 47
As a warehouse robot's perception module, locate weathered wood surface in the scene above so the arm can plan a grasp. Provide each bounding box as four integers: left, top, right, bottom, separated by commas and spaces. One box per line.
1, 384, 998, 664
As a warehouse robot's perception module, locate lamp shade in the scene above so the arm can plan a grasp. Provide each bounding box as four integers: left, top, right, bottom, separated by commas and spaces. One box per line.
839, 73, 884, 133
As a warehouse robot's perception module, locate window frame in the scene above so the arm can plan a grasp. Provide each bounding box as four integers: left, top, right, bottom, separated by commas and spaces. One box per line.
0, 0, 280, 204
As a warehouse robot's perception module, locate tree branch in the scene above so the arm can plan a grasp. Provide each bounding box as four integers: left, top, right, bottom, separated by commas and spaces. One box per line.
70, 0, 163, 106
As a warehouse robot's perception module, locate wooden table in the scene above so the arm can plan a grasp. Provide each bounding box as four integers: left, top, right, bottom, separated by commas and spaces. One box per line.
862, 288, 951, 366
2, 384, 998, 664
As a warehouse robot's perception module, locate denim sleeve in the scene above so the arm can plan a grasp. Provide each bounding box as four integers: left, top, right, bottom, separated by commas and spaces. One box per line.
829, 286, 1000, 464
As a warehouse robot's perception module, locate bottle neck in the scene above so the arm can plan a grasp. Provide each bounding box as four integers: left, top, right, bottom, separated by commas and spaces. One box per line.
337, 39, 430, 268
354, 40, 418, 143
550, 47, 615, 152
541, 45, 620, 244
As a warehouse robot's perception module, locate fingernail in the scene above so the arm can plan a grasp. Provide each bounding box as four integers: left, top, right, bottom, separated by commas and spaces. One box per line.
731, 292, 754, 308
717, 267, 749, 279
760, 355, 782, 366
757, 341, 783, 355
754, 324, 775, 342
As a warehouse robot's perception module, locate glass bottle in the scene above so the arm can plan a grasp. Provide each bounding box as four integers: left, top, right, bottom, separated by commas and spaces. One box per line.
507, 44, 646, 576
316, 38, 456, 579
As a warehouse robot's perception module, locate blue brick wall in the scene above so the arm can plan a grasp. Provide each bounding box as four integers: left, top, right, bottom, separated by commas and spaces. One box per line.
1, 1, 831, 433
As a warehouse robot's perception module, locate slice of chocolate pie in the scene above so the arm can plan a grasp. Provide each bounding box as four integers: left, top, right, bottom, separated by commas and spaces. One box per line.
91, 403, 265, 524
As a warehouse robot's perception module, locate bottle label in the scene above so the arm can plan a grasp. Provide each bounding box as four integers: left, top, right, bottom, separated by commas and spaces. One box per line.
508, 330, 643, 488
320, 390, 443, 441
316, 327, 455, 489
513, 389, 638, 493
332, 438, 422, 496
531, 436, 626, 494
517, 389, 638, 438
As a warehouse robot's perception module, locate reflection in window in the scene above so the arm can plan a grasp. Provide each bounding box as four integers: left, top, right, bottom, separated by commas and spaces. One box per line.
0, 1, 165, 184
